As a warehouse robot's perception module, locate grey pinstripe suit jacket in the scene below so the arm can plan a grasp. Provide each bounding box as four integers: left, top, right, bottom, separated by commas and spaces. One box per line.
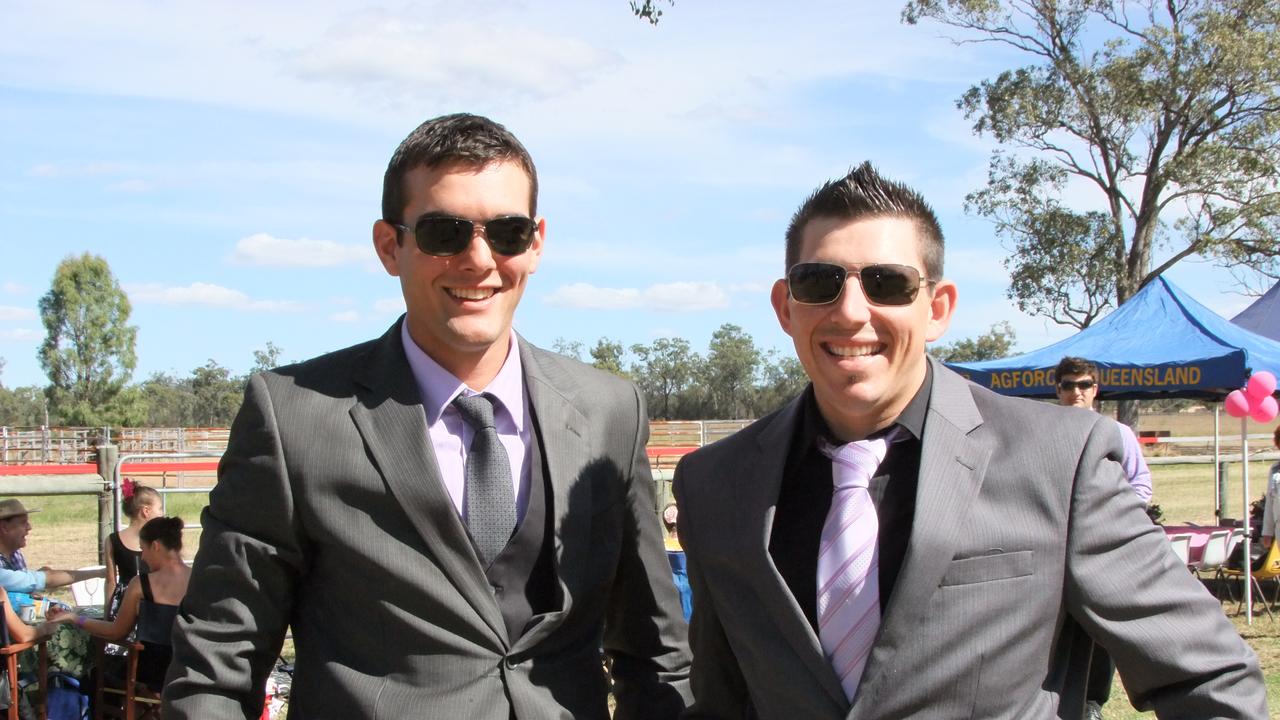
674, 358, 1266, 720
163, 320, 692, 719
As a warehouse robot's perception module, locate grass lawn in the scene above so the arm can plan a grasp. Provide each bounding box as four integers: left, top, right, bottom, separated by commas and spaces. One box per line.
14, 461, 1280, 717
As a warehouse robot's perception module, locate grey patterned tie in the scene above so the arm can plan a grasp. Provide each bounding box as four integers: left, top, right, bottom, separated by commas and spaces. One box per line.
453, 393, 516, 567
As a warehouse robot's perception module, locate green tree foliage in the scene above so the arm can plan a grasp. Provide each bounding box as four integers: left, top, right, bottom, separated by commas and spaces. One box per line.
552, 337, 586, 361
589, 338, 629, 377
138, 372, 197, 428
930, 321, 1018, 362
904, 0, 1280, 329
189, 360, 245, 427
630, 338, 700, 419
754, 353, 809, 415
37, 253, 141, 426
630, 0, 673, 25
251, 342, 284, 374
702, 324, 762, 419
0, 359, 47, 426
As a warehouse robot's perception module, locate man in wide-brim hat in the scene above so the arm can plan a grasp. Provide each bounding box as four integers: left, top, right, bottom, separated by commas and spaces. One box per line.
0, 498, 104, 593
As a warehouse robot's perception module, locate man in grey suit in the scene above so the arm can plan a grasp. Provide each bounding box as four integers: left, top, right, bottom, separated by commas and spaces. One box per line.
164, 113, 692, 719
673, 163, 1267, 719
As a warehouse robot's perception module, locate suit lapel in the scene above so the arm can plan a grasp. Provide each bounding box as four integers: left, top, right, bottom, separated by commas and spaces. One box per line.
740, 395, 850, 709
852, 360, 992, 717
510, 342, 589, 652
349, 321, 507, 645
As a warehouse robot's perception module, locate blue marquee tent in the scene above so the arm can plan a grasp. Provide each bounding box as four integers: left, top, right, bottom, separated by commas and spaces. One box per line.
946, 275, 1280, 400
1231, 279, 1280, 343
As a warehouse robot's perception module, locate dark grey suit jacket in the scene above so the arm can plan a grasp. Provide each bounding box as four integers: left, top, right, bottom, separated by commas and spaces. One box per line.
674, 358, 1266, 719
163, 320, 692, 719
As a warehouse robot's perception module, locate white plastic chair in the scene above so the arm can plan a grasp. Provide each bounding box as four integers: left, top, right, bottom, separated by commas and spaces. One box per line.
1196, 529, 1232, 573
68, 564, 106, 607
1167, 533, 1192, 567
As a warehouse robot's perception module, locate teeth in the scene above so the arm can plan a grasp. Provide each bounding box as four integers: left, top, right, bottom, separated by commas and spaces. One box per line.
449, 287, 495, 300
827, 344, 881, 358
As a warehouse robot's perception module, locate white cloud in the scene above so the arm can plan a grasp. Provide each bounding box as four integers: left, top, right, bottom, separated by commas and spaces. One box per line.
107, 179, 154, 193
1, 284, 28, 296
230, 233, 369, 268
0, 328, 41, 342
373, 297, 405, 314
546, 281, 730, 311
330, 310, 360, 323
0, 306, 36, 321
126, 282, 304, 312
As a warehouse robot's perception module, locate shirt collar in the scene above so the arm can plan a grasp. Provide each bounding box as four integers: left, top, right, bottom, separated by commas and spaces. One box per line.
400, 321, 527, 431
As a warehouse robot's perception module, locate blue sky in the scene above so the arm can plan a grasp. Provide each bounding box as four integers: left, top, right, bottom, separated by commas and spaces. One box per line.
0, 1, 1261, 389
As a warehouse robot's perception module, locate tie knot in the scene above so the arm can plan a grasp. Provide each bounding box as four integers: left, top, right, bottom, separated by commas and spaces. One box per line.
453, 393, 498, 430
818, 427, 902, 490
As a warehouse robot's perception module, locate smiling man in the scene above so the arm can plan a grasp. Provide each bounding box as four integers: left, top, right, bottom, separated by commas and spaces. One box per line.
672, 163, 1266, 719
164, 114, 691, 720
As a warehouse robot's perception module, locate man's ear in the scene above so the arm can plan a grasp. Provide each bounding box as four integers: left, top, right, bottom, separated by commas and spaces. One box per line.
373, 220, 402, 277
771, 278, 795, 338
924, 279, 957, 343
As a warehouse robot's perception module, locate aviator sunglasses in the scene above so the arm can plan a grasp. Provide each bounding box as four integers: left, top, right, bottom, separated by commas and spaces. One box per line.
786, 261, 933, 306
1057, 379, 1096, 391
391, 214, 538, 257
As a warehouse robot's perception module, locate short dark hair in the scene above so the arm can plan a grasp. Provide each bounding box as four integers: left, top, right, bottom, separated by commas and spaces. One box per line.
140, 516, 184, 552
784, 162, 944, 279
1273, 424, 1280, 451
1054, 356, 1099, 382
381, 113, 538, 226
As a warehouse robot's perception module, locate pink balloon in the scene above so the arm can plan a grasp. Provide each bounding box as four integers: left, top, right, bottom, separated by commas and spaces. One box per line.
1247, 371, 1277, 400
1225, 389, 1250, 418
1251, 395, 1279, 424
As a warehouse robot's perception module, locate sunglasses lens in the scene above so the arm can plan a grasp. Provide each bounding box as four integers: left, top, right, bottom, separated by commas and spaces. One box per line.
788, 263, 847, 304
1060, 380, 1094, 391
414, 217, 474, 256
484, 217, 537, 256
859, 264, 920, 306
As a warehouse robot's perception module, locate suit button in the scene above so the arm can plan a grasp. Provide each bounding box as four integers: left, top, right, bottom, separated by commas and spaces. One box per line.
491, 583, 504, 595
505, 656, 520, 669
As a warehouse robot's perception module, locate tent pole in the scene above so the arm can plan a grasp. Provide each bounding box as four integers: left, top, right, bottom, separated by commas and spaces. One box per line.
1243, 415, 1253, 625
1214, 405, 1221, 523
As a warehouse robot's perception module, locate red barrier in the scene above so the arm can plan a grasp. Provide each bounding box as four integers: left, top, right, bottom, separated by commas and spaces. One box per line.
0, 461, 220, 476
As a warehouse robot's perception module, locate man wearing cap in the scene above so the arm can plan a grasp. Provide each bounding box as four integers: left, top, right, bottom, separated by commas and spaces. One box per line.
0, 498, 105, 594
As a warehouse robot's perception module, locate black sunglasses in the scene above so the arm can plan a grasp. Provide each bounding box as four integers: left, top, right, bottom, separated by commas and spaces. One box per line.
391, 214, 537, 257
786, 262, 932, 306
1057, 379, 1096, 391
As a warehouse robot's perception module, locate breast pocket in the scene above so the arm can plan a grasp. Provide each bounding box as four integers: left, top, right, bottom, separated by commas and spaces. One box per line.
939, 550, 1034, 587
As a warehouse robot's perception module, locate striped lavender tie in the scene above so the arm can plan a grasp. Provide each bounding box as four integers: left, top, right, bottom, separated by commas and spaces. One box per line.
816, 429, 899, 702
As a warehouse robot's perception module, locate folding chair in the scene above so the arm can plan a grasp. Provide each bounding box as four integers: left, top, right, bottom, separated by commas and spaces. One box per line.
1194, 529, 1232, 580
92, 638, 158, 720
1221, 539, 1280, 621
0, 627, 48, 720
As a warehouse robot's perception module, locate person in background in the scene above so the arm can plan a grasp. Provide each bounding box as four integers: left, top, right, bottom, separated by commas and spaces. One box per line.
1052, 356, 1155, 720
104, 480, 163, 618
1260, 425, 1280, 549
0, 499, 104, 594
662, 503, 681, 550
0, 585, 53, 720
48, 517, 190, 696
1054, 357, 1152, 505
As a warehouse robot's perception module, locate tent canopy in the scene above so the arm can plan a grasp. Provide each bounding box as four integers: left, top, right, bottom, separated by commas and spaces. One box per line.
1231, 279, 1280, 343
945, 275, 1280, 399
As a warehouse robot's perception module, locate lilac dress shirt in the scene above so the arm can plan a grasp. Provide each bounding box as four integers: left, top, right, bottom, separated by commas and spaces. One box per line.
1116, 422, 1153, 505
400, 322, 533, 524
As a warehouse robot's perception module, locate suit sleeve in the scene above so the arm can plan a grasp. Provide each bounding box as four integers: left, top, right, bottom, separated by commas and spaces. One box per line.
163, 374, 306, 720
604, 384, 694, 720
673, 460, 752, 719
1064, 416, 1267, 718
